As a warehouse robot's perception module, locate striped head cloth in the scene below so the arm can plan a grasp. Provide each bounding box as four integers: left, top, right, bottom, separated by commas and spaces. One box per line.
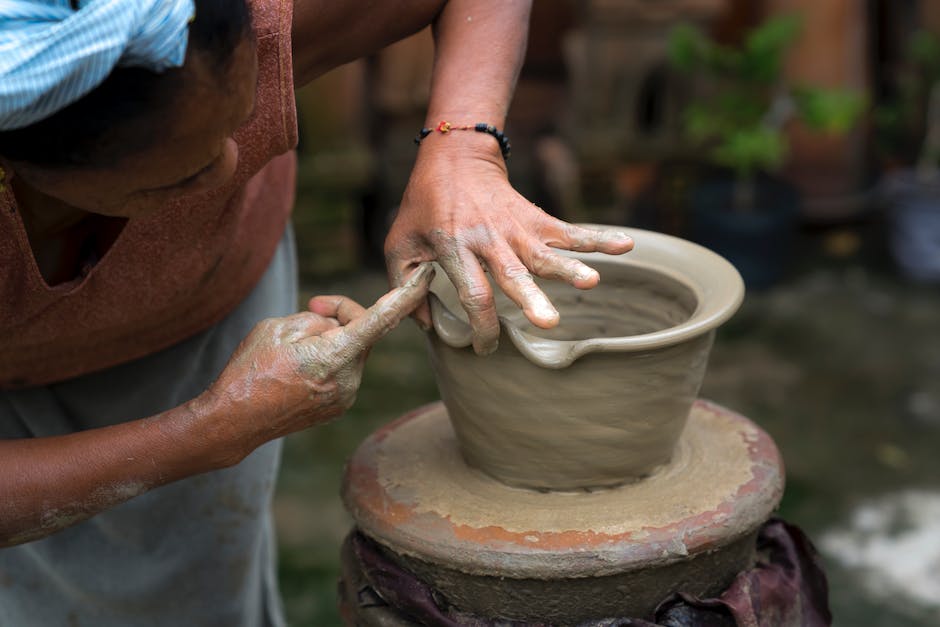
0, 0, 196, 130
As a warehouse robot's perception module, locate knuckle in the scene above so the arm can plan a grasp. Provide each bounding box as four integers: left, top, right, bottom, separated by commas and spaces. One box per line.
460, 285, 495, 314
501, 262, 532, 283
562, 224, 592, 249
293, 345, 330, 380
427, 228, 458, 250
375, 310, 399, 332
529, 247, 556, 275
559, 257, 585, 276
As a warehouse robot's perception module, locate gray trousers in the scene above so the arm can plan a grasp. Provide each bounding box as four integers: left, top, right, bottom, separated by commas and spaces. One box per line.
0, 227, 297, 627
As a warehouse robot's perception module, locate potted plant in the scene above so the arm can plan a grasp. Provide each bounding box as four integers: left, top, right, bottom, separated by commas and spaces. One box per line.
876, 30, 940, 283
667, 15, 865, 288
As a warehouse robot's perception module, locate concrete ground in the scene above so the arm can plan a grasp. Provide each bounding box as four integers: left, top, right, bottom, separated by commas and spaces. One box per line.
274, 226, 940, 626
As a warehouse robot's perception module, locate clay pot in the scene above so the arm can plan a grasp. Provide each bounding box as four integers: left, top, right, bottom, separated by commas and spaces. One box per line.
427, 226, 744, 491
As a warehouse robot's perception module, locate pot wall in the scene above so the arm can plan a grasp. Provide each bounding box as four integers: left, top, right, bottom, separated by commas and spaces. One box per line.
428, 330, 715, 491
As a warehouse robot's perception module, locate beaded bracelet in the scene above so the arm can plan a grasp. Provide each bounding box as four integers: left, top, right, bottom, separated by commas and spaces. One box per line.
414, 121, 511, 159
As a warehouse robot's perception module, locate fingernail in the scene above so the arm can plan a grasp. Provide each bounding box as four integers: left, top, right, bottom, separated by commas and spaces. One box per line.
576, 268, 599, 282
472, 329, 500, 355
408, 263, 435, 285
416, 318, 431, 332
533, 301, 559, 322
475, 341, 498, 356
606, 231, 632, 242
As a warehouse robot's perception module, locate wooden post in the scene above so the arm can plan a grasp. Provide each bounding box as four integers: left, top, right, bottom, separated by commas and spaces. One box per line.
924, 0, 940, 34
765, 0, 871, 220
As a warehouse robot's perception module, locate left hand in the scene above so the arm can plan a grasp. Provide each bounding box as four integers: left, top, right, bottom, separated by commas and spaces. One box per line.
384, 136, 634, 355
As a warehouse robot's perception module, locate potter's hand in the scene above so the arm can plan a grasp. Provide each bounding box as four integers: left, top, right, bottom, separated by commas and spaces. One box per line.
208, 264, 434, 456
385, 141, 634, 355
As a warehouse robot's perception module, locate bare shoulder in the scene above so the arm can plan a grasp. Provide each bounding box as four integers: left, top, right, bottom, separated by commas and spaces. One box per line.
291, 0, 445, 86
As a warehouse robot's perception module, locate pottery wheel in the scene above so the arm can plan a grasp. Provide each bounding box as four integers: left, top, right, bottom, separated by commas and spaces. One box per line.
341, 400, 784, 622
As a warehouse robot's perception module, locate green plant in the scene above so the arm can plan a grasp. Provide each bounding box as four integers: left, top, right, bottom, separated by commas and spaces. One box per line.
668, 15, 866, 209
875, 30, 940, 176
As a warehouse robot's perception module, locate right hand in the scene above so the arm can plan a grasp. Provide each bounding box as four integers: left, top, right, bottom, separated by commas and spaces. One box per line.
207, 264, 434, 458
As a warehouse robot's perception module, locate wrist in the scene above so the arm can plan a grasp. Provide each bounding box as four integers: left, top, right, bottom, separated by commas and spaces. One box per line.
175, 388, 253, 471
414, 122, 509, 172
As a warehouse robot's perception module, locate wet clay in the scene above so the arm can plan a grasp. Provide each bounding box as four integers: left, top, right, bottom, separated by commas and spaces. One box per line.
370, 402, 761, 541
428, 228, 744, 490
428, 328, 714, 490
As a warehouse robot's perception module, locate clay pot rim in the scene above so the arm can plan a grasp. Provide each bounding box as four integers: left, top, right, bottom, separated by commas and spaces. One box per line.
430, 226, 744, 368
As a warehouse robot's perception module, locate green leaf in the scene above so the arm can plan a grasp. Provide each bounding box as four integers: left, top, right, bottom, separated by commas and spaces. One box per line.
670, 12, 864, 173
909, 30, 940, 73
793, 88, 866, 133
668, 23, 708, 72
711, 127, 787, 177
741, 15, 802, 82
711, 44, 745, 75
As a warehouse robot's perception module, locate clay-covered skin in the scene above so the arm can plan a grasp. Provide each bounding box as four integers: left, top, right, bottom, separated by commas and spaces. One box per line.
0, 264, 433, 547
383, 0, 633, 356
293, 0, 634, 356
204, 262, 436, 455
386, 187, 634, 356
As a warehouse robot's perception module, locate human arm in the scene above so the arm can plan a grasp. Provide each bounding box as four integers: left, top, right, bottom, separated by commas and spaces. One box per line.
291, 0, 634, 355
385, 0, 633, 355
0, 265, 433, 547
291, 0, 446, 86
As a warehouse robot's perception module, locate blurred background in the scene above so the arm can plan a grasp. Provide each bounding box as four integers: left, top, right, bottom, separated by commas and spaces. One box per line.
276, 1, 940, 625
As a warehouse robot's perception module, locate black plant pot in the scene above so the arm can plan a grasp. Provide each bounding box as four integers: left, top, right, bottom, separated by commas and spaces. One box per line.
689, 176, 800, 290
882, 170, 940, 283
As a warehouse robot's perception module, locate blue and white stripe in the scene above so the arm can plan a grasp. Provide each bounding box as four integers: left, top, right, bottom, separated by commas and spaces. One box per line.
0, 0, 196, 130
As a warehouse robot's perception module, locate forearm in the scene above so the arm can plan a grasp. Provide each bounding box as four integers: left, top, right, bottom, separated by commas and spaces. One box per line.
0, 272, 437, 548
290, 0, 531, 99
411, 0, 532, 176
426, 0, 532, 125
0, 392, 234, 547
292, 0, 445, 86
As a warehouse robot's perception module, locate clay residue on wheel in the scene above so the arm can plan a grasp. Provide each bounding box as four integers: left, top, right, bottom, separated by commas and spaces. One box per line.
374, 403, 759, 536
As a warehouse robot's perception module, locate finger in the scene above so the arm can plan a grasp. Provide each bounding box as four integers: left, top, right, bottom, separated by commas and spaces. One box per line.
482, 242, 559, 329
386, 252, 433, 331
411, 300, 432, 331
324, 263, 435, 362
436, 248, 501, 355
309, 295, 367, 326
277, 311, 340, 342
520, 242, 601, 290
542, 221, 634, 255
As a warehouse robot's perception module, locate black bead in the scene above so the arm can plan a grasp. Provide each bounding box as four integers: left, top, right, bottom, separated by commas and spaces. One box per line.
415, 123, 510, 160
414, 128, 433, 145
